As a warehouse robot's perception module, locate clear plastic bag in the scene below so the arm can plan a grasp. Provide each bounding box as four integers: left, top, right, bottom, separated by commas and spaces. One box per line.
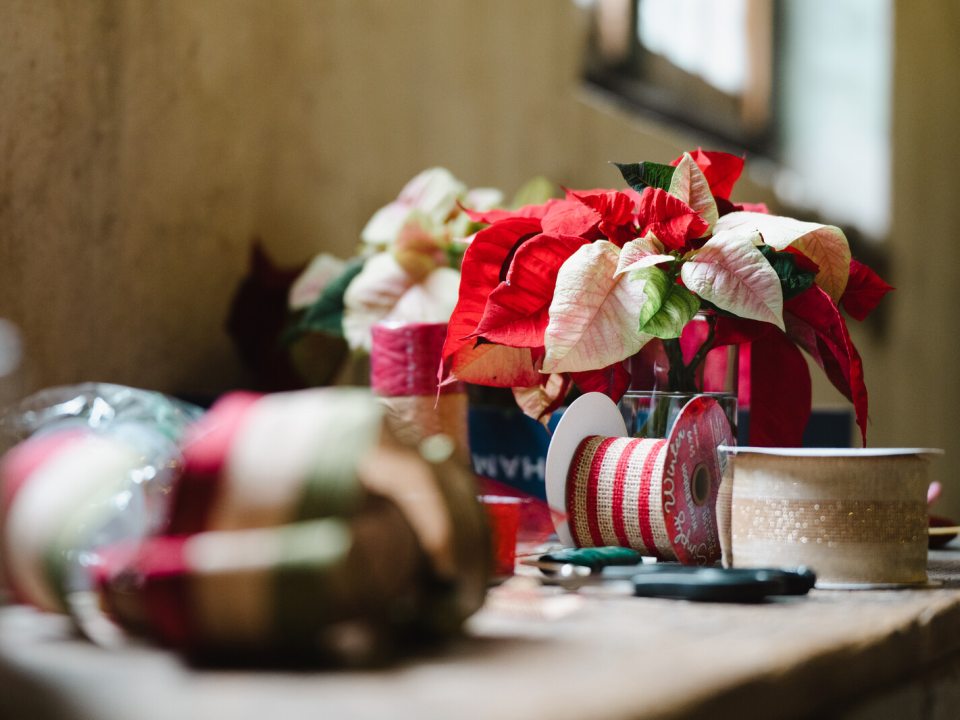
1, 382, 202, 532
0, 383, 202, 641
1, 381, 201, 443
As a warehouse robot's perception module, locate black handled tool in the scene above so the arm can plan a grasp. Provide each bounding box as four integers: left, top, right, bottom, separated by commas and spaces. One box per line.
626, 565, 816, 602
528, 548, 816, 602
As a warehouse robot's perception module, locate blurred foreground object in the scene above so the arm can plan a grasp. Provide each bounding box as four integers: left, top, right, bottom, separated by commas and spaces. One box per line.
1, 387, 489, 664
102, 388, 489, 663
0, 384, 202, 617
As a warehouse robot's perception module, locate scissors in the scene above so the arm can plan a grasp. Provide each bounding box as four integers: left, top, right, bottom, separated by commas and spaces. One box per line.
525, 548, 816, 602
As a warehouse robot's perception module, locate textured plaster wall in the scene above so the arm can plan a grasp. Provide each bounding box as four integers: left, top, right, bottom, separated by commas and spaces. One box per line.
0, 1, 276, 402
0, 0, 683, 405
878, 0, 960, 510
0, 1, 957, 509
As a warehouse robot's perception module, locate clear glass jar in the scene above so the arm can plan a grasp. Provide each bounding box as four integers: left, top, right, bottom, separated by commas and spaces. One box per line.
620, 312, 738, 438
619, 390, 738, 438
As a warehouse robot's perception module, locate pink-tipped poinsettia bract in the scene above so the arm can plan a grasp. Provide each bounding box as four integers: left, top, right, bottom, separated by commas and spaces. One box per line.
441, 150, 893, 446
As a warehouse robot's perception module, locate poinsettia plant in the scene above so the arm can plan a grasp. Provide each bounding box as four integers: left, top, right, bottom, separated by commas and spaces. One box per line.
286, 167, 556, 355
439, 149, 893, 447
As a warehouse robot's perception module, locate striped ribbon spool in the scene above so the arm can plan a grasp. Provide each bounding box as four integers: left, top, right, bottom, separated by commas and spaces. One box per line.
150, 387, 488, 653
370, 322, 468, 463
98, 499, 425, 657
168, 388, 377, 536
568, 436, 674, 558
548, 393, 734, 565
370, 322, 463, 397
170, 387, 485, 581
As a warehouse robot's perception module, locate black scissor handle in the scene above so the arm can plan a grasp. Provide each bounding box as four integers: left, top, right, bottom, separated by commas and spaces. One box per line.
624, 566, 816, 602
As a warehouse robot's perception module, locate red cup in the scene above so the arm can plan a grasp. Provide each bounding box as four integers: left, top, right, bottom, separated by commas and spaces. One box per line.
479, 495, 522, 577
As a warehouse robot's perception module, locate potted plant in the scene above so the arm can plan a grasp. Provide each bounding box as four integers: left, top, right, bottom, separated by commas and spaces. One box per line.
440, 149, 893, 447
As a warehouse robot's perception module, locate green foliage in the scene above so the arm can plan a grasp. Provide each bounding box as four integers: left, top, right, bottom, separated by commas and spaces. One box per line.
613, 161, 676, 193
445, 241, 468, 272
634, 267, 701, 338
511, 176, 559, 207
757, 245, 816, 300
287, 257, 366, 342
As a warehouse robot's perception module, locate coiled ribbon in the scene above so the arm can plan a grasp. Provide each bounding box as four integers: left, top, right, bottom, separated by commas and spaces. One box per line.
557, 395, 734, 565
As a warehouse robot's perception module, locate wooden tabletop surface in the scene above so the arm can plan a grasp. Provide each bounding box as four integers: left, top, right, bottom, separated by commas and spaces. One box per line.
4, 548, 960, 720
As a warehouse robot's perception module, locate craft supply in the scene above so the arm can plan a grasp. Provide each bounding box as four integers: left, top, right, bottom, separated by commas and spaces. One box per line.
480, 495, 522, 577
0, 386, 491, 660
159, 387, 489, 651
0, 431, 145, 613
546, 393, 734, 565
537, 546, 644, 572
928, 516, 958, 549
629, 566, 815, 602
532, 561, 816, 601
0, 384, 201, 642
720, 446, 944, 587
169, 389, 378, 534
98, 500, 424, 660
370, 322, 468, 462
928, 526, 960, 536
0, 383, 202, 535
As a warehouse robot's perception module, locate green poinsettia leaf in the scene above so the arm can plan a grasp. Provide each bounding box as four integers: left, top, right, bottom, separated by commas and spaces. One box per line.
613, 161, 676, 193
633, 266, 701, 338
289, 257, 366, 341
758, 244, 816, 301
511, 176, 560, 208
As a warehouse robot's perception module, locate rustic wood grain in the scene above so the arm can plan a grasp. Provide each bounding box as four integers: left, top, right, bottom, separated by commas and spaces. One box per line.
3, 548, 960, 720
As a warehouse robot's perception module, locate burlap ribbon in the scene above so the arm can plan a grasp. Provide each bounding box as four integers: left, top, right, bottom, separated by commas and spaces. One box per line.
720, 450, 935, 586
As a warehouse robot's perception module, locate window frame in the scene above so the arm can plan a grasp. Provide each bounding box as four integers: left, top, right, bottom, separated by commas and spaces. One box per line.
584, 0, 775, 153
582, 0, 891, 326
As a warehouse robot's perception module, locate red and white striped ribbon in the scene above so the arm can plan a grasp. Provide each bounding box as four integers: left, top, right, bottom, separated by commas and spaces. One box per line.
550, 394, 733, 566
566, 435, 678, 559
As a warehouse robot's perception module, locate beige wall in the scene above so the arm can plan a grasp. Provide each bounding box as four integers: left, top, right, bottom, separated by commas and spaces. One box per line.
877, 0, 960, 511
0, 2, 957, 509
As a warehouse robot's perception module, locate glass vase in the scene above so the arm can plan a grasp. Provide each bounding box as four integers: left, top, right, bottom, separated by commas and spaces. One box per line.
620, 312, 738, 438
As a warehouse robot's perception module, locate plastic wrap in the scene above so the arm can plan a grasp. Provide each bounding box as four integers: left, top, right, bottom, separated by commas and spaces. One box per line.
0, 384, 202, 638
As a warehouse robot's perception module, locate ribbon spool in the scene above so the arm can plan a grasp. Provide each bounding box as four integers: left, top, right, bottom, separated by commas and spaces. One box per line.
99, 498, 425, 657
370, 322, 468, 463
719, 446, 944, 588
147, 387, 488, 654
546, 393, 734, 565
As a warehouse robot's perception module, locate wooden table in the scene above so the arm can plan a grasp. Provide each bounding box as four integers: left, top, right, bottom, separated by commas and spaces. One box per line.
4, 549, 960, 720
